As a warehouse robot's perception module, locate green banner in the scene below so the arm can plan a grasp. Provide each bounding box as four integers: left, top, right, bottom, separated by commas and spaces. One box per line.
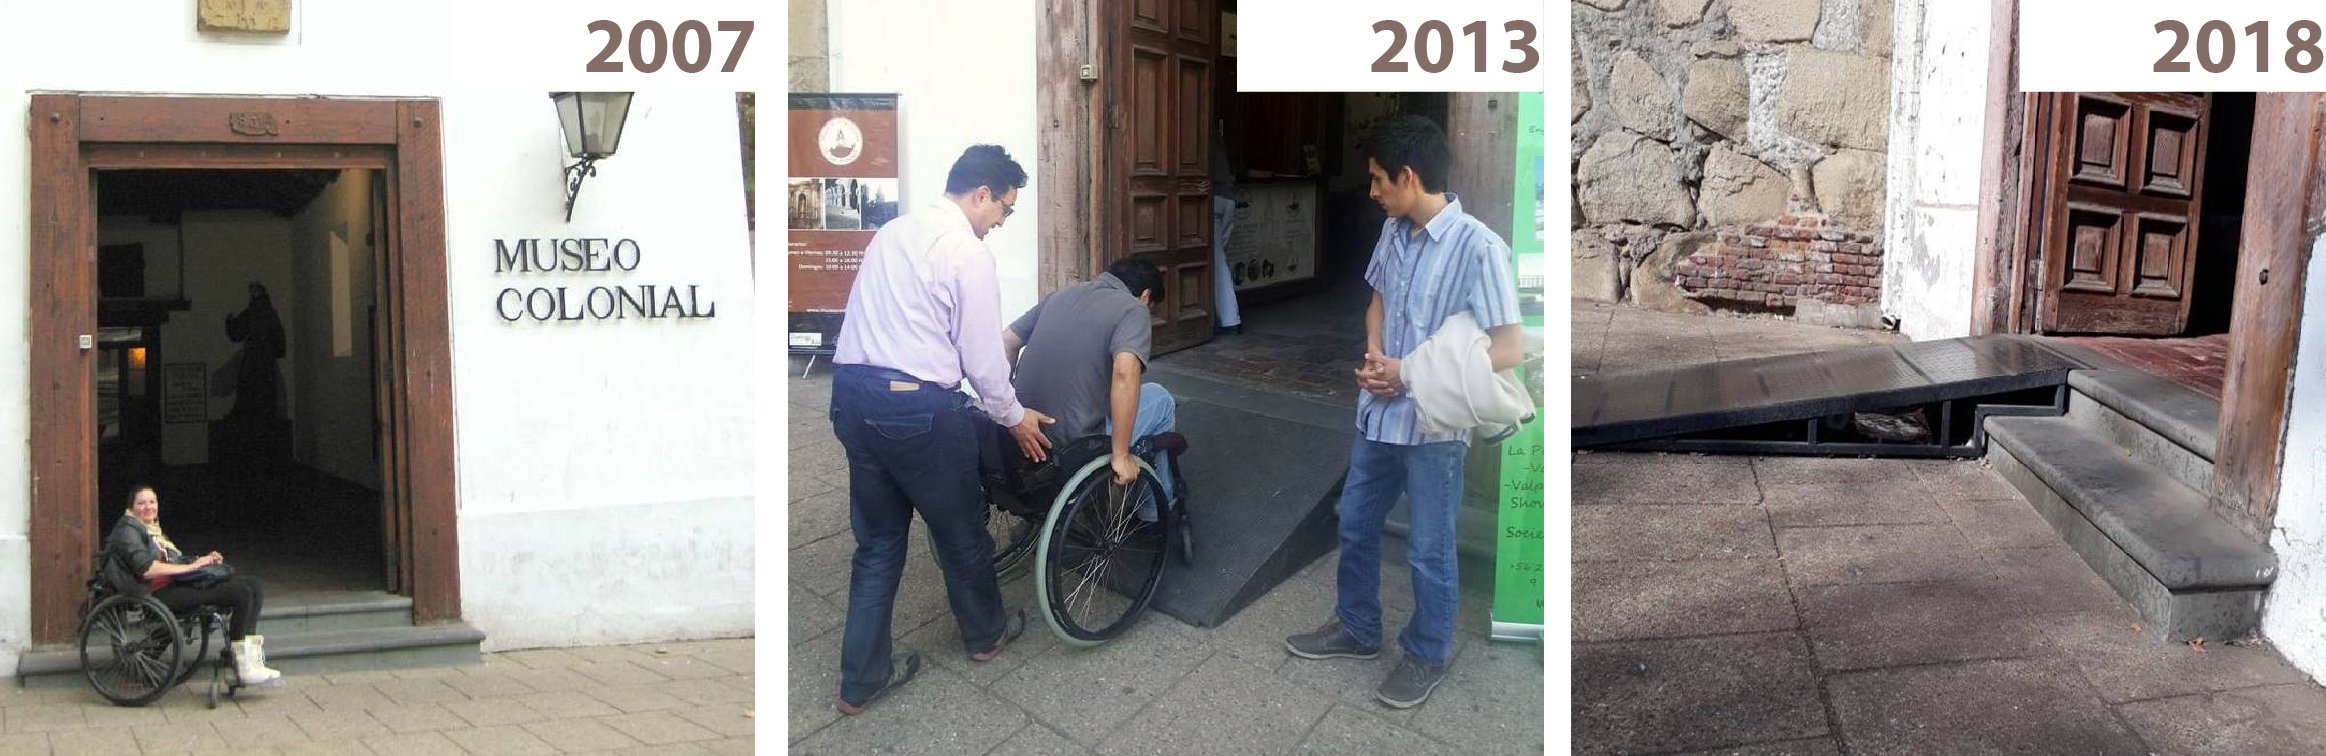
1513, 91, 1546, 329
1490, 384, 1546, 642
1491, 91, 1547, 643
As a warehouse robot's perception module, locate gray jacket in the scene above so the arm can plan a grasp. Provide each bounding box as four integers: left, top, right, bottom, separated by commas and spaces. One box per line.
102, 513, 170, 595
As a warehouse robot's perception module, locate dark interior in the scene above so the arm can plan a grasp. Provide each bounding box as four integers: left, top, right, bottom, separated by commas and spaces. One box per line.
94, 169, 388, 596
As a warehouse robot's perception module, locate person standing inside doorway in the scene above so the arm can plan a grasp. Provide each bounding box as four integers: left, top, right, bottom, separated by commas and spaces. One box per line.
1210, 122, 1244, 336
828, 145, 1049, 715
1284, 115, 1523, 709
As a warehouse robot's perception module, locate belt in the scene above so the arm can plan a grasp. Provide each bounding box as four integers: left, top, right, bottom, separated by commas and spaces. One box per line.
836, 363, 959, 393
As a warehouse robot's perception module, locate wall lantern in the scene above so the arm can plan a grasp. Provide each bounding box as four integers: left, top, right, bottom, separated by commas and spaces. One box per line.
551, 92, 635, 222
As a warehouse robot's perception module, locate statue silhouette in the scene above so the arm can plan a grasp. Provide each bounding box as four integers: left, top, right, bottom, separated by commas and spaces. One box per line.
224, 283, 285, 420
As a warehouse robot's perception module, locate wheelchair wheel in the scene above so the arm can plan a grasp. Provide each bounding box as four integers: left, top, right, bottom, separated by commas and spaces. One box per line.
926, 490, 1039, 578
1033, 456, 1172, 647
79, 595, 184, 707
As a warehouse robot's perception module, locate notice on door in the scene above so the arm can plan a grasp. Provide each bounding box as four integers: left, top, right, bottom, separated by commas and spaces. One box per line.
163, 362, 207, 424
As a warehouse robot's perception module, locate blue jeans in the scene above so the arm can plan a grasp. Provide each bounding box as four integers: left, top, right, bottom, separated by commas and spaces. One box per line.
1333, 437, 1465, 666
828, 365, 1008, 704
1101, 382, 1178, 521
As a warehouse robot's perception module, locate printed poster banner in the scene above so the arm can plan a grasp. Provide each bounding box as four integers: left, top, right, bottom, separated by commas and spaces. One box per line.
787, 93, 901, 352
1491, 384, 1546, 642
1492, 91, 1547, 642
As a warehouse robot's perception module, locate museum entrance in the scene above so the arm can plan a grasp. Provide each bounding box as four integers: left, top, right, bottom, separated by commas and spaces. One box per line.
27, 94, 460, 643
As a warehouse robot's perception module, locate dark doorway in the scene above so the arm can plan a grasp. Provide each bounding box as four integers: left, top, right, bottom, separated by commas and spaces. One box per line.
93, 169, 389, 594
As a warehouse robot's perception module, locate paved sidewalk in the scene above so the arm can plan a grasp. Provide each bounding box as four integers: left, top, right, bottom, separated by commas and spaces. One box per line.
1571, 301, 2326, 754
788, 365, 1545, 755
0, 638, 753, 755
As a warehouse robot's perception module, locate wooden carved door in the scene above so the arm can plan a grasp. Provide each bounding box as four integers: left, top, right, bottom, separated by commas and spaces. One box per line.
1103, 0, 1219, 354
2037, 92, 2211, 334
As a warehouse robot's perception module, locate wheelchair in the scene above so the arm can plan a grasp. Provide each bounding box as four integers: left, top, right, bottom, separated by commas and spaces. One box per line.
934, 425, 1193, 646
75, 552, 250, 709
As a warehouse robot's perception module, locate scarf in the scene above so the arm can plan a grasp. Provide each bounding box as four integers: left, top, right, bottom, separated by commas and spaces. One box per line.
140, 517, 184, 562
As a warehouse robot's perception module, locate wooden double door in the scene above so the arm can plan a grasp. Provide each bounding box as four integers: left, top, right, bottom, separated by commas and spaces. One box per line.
1097, 0, 1221, 354
2029, 92, 2216, 335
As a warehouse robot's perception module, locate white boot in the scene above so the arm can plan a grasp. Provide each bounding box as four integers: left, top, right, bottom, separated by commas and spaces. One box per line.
232, 638, 282, 687
249, 635, 284, 683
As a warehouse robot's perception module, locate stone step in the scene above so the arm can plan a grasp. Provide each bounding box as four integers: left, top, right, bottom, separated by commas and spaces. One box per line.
2062, 368, 2220, 493
17, 618, 483, 688
257, 591, 413, 633
1984, 415, 2272, 641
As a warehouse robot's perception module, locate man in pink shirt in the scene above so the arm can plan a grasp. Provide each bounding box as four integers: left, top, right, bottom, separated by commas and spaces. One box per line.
829, 145, 1052, 715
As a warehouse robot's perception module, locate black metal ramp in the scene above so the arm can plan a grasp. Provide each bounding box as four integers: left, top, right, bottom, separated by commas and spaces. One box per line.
1573, 335, 2086, 457
1141, 368, 1354, 628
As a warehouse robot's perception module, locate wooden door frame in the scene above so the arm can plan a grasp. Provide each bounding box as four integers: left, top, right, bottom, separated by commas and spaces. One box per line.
27, 94, 461, 643
1971, 5, 2317, 533
1035, 0, 1112, 296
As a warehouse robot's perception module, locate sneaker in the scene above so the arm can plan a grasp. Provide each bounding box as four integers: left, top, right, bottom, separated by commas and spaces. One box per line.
835, 652, 921, 715
1284, 619, 1381, 660
1375, 655, 1449, 709
969, 609, 1028, 663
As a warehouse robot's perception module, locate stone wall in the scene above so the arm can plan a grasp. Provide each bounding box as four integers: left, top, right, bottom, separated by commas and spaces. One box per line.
1572, 0, 1894, 327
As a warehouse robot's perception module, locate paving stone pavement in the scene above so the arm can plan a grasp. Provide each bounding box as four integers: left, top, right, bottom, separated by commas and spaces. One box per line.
790, 363, 1545, 755
0, 637, 754, 755
1571, 301, 2326, 755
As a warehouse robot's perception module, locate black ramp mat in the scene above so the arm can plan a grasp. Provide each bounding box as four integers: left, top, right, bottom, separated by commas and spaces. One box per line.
1143, 370, 1355, 628
1573, 335, 2086, 447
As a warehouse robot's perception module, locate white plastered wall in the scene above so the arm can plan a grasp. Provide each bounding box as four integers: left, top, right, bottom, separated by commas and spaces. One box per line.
827, 0, 1042, 320
1880, 0, 1989, 341
2261, 235, 2326, 680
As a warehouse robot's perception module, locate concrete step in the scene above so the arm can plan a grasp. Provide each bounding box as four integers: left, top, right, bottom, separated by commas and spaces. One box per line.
19, 622, 485, 688
258, 591, 413, 633
1984, 415, 2272, 641
2063, 369, 2220, 493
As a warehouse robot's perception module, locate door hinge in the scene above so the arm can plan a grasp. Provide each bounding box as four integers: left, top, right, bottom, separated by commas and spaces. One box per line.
1079, 63, 1098, 82
1106, 104, 1123, 130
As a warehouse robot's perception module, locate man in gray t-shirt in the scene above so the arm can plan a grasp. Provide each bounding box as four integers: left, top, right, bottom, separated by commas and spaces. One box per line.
1003, 258, 1178, 518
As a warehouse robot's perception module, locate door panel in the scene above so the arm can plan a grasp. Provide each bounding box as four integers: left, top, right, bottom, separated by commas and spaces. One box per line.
1105, 0, 1218, 355
2039, 92, 2211, 335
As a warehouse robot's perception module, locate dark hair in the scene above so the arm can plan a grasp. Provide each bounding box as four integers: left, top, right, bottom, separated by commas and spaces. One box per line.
127, 486, 156, 509
944, 144, 1029, 199
1364, 115, 1452, 193
1105, 257, 1164, 301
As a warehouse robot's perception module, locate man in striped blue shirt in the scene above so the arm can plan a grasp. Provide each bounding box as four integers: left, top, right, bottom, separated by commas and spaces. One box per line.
1286, 115, 1524, 709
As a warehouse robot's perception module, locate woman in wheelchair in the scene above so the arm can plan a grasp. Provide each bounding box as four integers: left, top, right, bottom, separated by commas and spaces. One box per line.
105, 487, 283, 687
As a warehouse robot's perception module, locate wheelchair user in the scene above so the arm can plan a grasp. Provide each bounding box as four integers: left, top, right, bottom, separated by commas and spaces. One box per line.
1000, 256, 1184, 526
105, 486, 283, 688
